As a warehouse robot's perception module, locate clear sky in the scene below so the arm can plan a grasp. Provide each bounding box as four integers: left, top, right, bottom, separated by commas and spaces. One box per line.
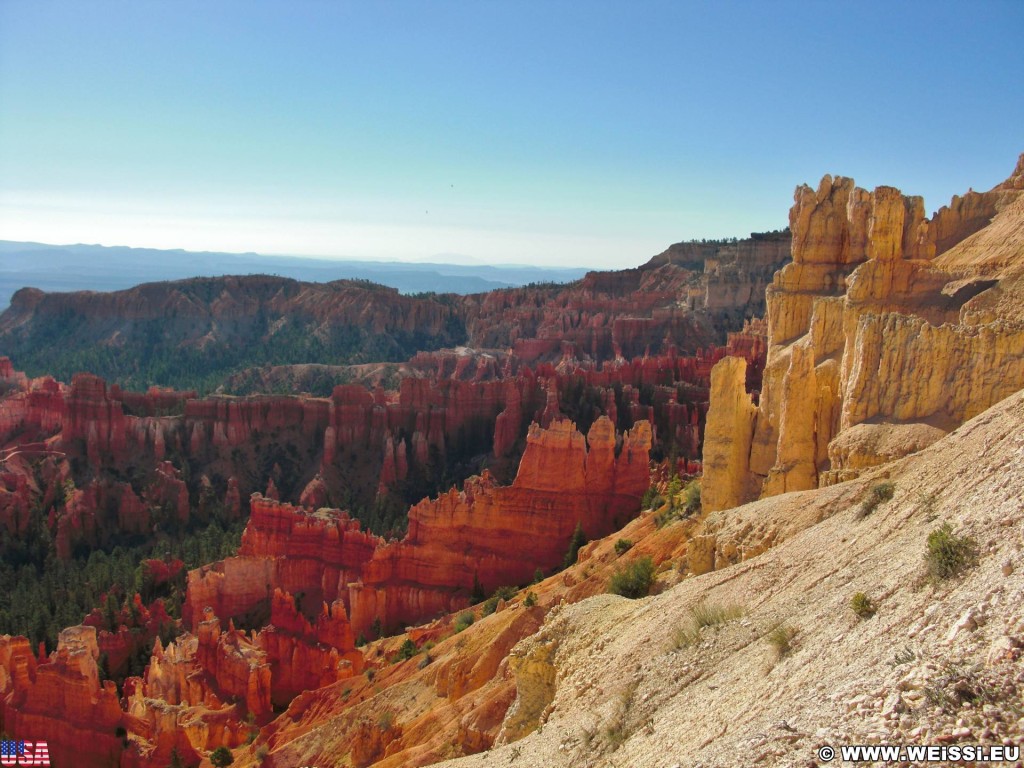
1, 1, 1021, 270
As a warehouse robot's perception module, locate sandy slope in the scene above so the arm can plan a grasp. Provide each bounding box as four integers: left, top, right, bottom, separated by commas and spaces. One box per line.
440, 390, 1024, 768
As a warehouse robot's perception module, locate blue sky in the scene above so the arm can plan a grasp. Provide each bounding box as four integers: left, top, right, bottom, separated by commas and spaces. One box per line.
1, 1, 1021, 269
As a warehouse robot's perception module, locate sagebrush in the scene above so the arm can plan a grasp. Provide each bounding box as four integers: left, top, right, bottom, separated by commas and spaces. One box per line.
608, 556, 655, 599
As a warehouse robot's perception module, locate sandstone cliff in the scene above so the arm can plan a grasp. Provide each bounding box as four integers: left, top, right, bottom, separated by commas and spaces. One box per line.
186, 416, 652, 641
349, 416, 652, 637
703, 154, 1024, 509
0, 626, 125, 768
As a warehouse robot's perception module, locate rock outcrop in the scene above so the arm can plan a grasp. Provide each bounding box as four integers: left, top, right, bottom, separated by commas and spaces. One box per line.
186, 417, 651, 641
703, 154, 1024, 510
349, 417, 652, 636
0, 626, 125, 768
0, 327, 760, 557
701, 357, 758, 512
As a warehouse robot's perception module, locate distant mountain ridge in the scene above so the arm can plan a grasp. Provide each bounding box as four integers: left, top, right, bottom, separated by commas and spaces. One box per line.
0, 240, 589, 310
0, 230, 791, 393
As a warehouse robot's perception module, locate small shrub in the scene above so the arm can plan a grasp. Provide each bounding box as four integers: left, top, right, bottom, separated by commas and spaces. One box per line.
850, 592, 876, 619
418, 652, 432, 669
378, 710, 395, 732
210, 747, 234, 768
767, 623, 797, 658
365, 667, 376, 681
665, 475, 682, 503
253, 745, 269, 764
395, 638, 417, 662
673, 600, 744, 649
889, 645, 915, 668
925, 523, 979, 581
857, 481, 895, 518
481, 585, 520, 618
454, 610, 474, 632
355, 632, 367, 647
690, 599, 744, 629
917, 490, 940, 521
640, 484, 661, 510
614, 538, 633, 556
481, 596, 499, 616
523, 591, 537, 608
603, 681, 638, 751
608, 556, 655, 599
655, 478, 701, 526
480, 586, 517, 616
922, 662, 993, 714
682, 480, 701, 515
673, 623, 700, 649
494, 585, 517, 601
532, 567, 544, 584
563, 522, 587, 569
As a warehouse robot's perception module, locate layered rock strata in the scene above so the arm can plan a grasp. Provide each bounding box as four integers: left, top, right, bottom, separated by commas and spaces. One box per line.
703, 154, 1024, 510
186, 417, 651, 639
0, 626, 124, 768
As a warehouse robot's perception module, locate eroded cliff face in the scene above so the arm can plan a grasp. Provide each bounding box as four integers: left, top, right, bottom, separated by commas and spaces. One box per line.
0, 626, 125, 768
350, 416, 652, 637
183, 496, 378, 631
187, 416, 652, 641
0, 331, 755, 552
703, 154, 1024, 510
458, 231, 788, 365
0, 416, 651, 768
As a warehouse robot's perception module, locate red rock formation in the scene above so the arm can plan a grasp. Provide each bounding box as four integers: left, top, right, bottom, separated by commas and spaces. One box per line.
0, 322, 762, 548
189, 417, 651, 640
194, 608, 272, 719
0, 460, 34, 537
298, 474, 328, 508
124, 630, 254, 767
117, 593, 360, 757
184, 496, 379, 628
145, 461, 190, 524
385, 412, 650, 601
65, 374, 131, 465
461, 265, 720, 361
492, 381, 524, 458
82, 593, 175, 678
0, 626, 125, 768
258, 589, 362, 705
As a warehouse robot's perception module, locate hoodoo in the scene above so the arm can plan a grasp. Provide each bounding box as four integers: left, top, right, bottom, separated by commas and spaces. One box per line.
703, 154, 1024, 509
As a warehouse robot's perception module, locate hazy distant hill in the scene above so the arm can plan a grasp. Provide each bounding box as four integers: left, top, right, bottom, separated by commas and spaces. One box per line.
0, 241, 588, 310
0, 274, 473, 392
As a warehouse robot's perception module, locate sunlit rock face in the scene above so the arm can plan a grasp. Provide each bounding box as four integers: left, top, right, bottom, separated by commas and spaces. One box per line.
703, 154, 1024, 510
